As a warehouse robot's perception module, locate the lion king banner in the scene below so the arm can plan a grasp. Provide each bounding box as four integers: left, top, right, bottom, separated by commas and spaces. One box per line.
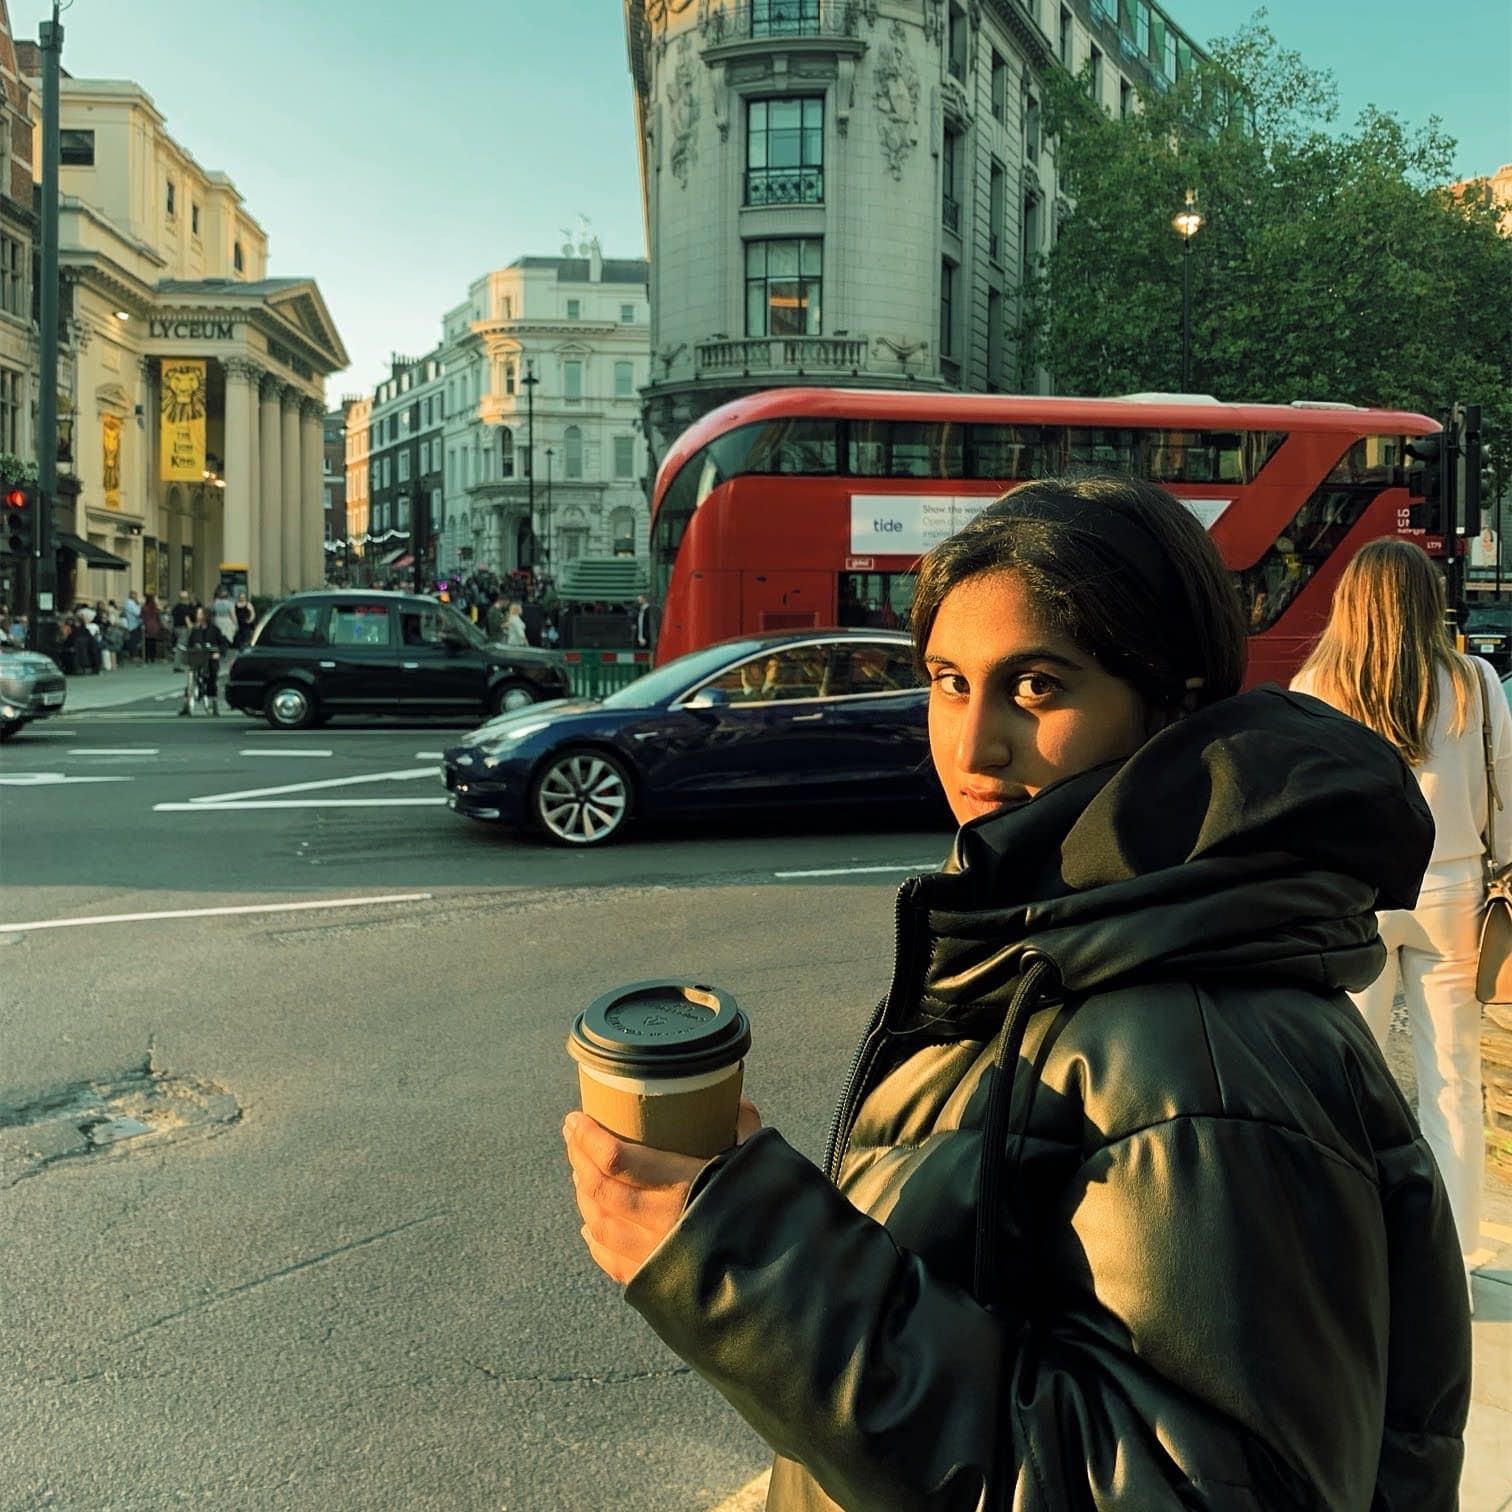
102, 414, 122, 509
159, 359, 206, 481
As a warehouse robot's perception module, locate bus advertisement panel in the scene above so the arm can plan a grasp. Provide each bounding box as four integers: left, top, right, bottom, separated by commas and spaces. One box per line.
648, 389, 1440, 689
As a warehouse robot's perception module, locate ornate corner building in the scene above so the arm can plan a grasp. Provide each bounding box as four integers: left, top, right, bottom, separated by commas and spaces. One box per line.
625, 0, 1203, 467
2, 35, 347, 609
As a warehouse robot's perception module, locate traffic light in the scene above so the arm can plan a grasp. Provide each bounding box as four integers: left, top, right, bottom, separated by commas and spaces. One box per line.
1463, 405, 1483, 523
1405, 433, 1444, 534
3, 483, 32, 557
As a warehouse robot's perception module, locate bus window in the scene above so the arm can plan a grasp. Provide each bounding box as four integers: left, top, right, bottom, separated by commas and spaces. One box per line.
739, 418, 839, 474
1235, 435, 1403, 631
1145, 429, 1286, 485
849, 421, 964, 478
839, 572, 915, 629
1064, 427, 1139, 473
966, 424, 1043, 481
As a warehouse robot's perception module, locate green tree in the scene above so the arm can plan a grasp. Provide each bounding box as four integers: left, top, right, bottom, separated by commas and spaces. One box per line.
1025, 15, 1512, 466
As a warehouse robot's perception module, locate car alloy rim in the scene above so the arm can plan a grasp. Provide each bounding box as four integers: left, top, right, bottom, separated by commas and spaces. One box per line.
538, 755, 627, 843
272, 687, 307, 724
500, 685, 534, 712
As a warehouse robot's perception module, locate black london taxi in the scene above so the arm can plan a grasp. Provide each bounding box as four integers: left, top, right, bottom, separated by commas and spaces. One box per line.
225, 590, 571, 729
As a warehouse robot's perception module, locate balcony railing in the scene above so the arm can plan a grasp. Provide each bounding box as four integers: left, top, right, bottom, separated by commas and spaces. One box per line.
942, 193, 961, 233
703, 0, 866, 42
696, 335, 869, 374
745, 167, 824, 207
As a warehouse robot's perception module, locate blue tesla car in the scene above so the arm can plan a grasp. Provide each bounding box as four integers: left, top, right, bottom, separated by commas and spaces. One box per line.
442, 629, 943, 845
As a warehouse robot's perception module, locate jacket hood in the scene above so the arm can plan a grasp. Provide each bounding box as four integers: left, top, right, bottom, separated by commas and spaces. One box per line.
911, 687, 1434, 1024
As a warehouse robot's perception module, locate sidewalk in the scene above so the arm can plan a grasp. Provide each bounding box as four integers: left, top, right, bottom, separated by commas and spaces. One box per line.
47, 660, 202, 714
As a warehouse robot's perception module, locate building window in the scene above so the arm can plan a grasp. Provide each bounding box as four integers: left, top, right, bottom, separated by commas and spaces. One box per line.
500, 430, 515, 478
620, 303, 635, 323
566, 299, 581, 320
564, 360, 583, 403
448, 447, 457, 482
751, 0, 819, 35
614, 360, 634, 398
990, 51, 1008, 123
1025, 92, 1041, 161
0, 366, 19, 452
1088, 46, 1104, 105
1059, 6, 1073, 65
0, 235, 24, 317
746, 97, 824, 206
502, 296, 513, 319
947, 4, 967, 80
504, 361, 516, 396
613, 435, 635, 479
398, 496, 410, 529
987, 289, 1004, 391
988, 160, 1005, 265
565, 425, 584, 480
1022, 191, 1042, 282
745, 239, 822, 337
233, 241, 244, 273
942, 129, 962, 233
60, 128, 93, 166
166, 179, 177, 217
940, 260, 956, 358
191, 202, 200, 236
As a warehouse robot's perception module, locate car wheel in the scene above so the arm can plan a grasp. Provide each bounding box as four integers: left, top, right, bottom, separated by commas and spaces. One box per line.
0, 720, 19, 742
265, 682, 318, 730
489, 680, 537, 718
530, 748, 633, 846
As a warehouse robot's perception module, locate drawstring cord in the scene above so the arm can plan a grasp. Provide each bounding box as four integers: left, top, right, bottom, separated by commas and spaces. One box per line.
972, 956, 1055, 1307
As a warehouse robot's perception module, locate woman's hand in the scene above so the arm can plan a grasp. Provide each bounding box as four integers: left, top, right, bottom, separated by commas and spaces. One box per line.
564, 1098, 762, 1285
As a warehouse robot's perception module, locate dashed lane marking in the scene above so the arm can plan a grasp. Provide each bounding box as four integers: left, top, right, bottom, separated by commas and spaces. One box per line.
0, 773, 133, 786
414, 751, 445, 759
154, 798, 448, 811
0, 892, 435, 933
772, 862, 935, 878
237, 749, 334, 758
66, 747, 159, 756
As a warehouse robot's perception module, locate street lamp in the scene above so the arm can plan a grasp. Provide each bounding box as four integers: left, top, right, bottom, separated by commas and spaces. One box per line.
550, 441, 562, 577
520, 359, 539, 571
1172, 189, 1204, 391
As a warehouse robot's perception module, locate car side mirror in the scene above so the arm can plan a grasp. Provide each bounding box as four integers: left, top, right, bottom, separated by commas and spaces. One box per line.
684, 686, 730, 710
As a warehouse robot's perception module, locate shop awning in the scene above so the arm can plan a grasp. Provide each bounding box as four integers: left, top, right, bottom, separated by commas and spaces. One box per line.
391, 554, 413, 569
56, 531, 129, 570
379, 546, 409, 566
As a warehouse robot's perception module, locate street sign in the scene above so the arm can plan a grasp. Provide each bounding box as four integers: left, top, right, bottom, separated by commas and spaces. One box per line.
844, 556, 876, 570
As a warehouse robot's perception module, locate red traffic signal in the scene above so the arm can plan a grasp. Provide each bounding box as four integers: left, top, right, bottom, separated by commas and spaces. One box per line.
3, 483, 33, 555
4, 486, 25, 509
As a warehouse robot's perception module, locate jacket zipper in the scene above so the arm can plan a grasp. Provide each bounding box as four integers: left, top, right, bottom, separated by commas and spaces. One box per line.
824, 878, 921, 1183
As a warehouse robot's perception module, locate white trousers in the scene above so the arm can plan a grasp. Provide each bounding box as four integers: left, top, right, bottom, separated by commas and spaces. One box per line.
1351, 877, 1484, 1260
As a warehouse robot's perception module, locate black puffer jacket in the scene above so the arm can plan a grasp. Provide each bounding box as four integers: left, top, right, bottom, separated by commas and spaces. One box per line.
626, 688, 1471, 1511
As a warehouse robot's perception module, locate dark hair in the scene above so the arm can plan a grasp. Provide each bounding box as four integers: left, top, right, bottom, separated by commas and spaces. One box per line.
910, 476, 1247, 708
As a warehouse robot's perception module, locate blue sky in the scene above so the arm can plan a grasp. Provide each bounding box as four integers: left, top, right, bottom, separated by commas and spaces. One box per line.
12, 0, 1508, 396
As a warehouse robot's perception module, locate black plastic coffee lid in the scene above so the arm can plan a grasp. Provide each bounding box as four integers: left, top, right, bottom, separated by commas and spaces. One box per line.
569, 980, 750, 1077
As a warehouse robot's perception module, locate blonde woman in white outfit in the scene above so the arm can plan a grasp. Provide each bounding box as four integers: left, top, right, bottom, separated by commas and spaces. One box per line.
1295, 537, 1512, 1266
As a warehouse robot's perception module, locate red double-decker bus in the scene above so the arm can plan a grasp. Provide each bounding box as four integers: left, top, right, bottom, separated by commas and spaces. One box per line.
648, 389, 1440, 687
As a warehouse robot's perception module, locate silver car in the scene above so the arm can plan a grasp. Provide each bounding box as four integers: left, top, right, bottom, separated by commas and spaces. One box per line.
0, 648, 67, 740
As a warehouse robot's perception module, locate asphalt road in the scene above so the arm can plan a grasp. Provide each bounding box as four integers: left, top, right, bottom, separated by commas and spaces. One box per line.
0, 696, 954, 1510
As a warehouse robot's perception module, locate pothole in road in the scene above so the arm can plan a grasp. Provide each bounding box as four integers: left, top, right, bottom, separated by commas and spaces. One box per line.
0, 1062, 241, 1188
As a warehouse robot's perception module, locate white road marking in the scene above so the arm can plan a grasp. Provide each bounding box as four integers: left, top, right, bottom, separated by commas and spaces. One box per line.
0, 773, 133, 786
773, 862, 934, 878
414, 751, 445, 759
237, 749, 333, 758
187, 766, 436, 805
66, 747, 159, 756
155, 798, 449, 811
0, 891, 434, 933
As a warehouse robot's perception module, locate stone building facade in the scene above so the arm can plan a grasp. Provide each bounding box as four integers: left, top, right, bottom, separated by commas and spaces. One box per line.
438, 247, 652, 580
322, 404, 347, 572
625, 0, 1203, 463
364, 351, 443, 582
11, 64, 345, 604
342, 392, 370, 574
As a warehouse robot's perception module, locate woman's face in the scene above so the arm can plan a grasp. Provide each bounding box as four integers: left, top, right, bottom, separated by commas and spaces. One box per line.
925, 569, 1160, 827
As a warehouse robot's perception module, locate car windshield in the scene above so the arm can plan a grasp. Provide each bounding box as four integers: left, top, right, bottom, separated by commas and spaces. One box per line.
440, 605, 488, 648
599, 642, 765, 710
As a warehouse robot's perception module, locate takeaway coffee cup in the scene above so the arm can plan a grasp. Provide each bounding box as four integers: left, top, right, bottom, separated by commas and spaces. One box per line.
568, 980, 751, 1159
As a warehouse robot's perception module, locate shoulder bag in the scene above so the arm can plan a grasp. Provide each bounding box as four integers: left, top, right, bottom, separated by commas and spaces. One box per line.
1475, 661, 1512, 1003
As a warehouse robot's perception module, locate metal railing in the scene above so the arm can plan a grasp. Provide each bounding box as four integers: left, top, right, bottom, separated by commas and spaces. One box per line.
563, 650, 653, 700
942, 194, 961, 233
745, 167, 824, 206
703, 0, 866, 42
695, 335, 868, 373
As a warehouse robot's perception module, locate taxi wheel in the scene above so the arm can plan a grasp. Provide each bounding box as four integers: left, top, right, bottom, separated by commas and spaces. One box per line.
265, 682, 318, 730
489, 681, 537, 718
530, 748, 633, 847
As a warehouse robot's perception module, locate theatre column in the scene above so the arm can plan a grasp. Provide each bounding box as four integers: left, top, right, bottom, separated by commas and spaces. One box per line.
221, 360, 256, 585
259, 375, 284, 595
281, 389, 302, 592
300, 398, 325, 590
